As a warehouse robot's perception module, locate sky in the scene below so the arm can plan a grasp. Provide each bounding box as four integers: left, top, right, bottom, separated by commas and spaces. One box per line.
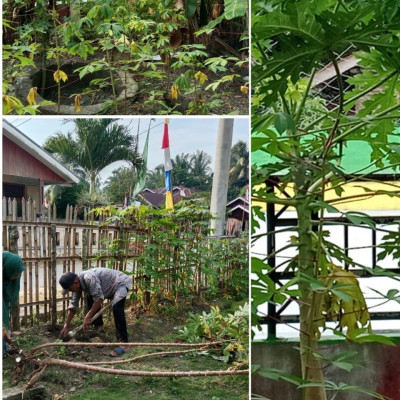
4, 116, 249, 184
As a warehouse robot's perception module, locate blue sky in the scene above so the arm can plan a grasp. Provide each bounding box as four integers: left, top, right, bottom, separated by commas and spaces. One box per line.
4, 117, 249, 184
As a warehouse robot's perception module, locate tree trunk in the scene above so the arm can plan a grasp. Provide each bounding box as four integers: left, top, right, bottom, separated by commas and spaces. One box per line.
89, 173, 96, 197
297, 200, 327, 400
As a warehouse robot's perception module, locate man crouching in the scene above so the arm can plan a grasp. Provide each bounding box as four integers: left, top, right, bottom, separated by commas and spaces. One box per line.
59, 267, 132, 357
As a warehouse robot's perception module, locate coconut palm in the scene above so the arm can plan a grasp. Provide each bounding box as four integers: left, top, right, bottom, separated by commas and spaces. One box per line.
190, 150, 212, 190
44, 119, 140, 197
229, 140, 249, 186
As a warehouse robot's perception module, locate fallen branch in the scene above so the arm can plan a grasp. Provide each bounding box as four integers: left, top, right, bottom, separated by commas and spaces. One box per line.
24, 357, 248, 390
30, 341, 225, 354
85, 346, 211, 366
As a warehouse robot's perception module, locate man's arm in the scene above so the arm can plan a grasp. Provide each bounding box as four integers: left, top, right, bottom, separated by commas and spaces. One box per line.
59, 309, 76, 338
83, 298, 104, 331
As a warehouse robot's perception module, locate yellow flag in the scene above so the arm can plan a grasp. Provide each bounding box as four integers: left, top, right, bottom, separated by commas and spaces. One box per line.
165, 191, 174, 210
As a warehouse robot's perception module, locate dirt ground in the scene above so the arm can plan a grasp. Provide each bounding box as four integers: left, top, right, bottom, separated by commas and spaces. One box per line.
3, 300, 248, 400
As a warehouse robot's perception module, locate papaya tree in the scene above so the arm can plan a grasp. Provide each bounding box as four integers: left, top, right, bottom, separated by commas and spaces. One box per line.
251, 1, 400, 399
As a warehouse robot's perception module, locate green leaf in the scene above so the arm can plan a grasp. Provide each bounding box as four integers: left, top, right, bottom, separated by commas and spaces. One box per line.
345, 212, 376, 230
225, 0, 248, 19
274, 112, 296, 134
185, 0, 197, 19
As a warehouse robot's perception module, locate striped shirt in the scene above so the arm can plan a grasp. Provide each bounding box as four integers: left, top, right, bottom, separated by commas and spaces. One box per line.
68, 268, 132, 311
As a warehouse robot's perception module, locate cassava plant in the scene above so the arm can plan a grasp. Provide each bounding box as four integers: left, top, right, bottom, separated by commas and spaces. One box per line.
252, 1, 400, 400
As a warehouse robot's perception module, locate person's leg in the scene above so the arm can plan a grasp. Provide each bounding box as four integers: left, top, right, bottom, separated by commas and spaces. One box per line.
86, 295, 104, 327
112, 297, 128, 342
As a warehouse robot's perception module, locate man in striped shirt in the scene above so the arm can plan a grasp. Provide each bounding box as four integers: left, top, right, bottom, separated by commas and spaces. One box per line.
59, 267, 132, 357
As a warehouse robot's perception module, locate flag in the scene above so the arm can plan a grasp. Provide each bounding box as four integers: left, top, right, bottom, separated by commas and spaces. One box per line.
124, 193, 128, 208
162, 119, 174, 210
180, 185, 186, 197
132, 119, 154, 200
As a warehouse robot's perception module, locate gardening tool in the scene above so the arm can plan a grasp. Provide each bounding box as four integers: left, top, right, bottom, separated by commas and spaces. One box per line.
68, 303, 112, 338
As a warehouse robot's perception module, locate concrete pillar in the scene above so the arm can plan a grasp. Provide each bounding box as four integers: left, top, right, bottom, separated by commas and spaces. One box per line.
210, 119, 234, 237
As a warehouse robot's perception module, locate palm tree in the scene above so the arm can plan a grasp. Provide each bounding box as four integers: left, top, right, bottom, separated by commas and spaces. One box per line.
190, 150, 212, 190
44, 119, 139, 197
172, 153, 193, 187
146, 164, 165, 188
229, 140, 249, 186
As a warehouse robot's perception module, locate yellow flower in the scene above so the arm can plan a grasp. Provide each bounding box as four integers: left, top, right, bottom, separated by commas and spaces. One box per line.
240, 85, 249, 95
194, 71, 208, 85
27, 87, 38, 105
147, 8, 154, 14
170, 84, 180, 100
74, 94, 82, 113
53, 70, 68, 83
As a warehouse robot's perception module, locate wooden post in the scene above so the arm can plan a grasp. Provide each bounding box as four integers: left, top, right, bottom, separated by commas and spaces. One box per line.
82, 230, 88, 270
12, 198, 17, 221
3, 197, 7, 221
51, 224, 57, 330
9, 197, 13, 221
9, 226, 21, 330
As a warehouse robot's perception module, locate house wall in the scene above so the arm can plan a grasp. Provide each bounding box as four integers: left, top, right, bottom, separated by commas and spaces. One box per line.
252, 340, 400, 400
3, 136, 65, 182
26, 185, 40, 207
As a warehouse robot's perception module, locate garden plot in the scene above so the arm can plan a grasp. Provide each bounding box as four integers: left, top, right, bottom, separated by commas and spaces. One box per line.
3, 300, 249, 400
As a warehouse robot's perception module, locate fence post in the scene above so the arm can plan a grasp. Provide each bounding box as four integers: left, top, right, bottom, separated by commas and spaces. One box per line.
51, 224, 57, 330
82, 230, 88, 270
9, 226, 21, 330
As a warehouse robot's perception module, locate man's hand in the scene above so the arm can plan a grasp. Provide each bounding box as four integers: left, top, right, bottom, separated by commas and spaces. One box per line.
3, 327, 13, 345
59, 324, 69, 339
83, 315, 92, 332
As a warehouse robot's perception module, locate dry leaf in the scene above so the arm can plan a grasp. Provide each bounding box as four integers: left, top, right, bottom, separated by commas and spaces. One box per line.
240, 86, 249, 95
170, 84, 180, 100
27, 87, 38, 105
212, 4, 224, 19
53, 70, 68, 83
29, 53, 34, 60
170, 29, 182, 50
74, 94, 82, 113
194, 71, 208, 85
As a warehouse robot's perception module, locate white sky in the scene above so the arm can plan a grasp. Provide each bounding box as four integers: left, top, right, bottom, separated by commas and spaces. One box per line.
4, 116, 249, 184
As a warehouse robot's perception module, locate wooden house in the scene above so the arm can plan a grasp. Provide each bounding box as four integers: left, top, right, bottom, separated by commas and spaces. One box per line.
226, 196, 249, 235
2, 120, 80, 216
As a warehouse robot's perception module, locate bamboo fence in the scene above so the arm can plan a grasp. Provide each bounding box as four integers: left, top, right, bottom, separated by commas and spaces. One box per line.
3, 197, 247, 329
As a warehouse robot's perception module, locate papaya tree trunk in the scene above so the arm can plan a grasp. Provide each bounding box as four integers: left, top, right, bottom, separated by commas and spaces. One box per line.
297, 200, 327, 400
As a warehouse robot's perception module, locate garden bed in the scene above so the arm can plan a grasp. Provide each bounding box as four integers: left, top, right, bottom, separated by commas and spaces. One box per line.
3, 300, 248, 400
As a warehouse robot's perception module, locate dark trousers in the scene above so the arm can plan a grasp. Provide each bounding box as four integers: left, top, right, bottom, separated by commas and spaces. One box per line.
86, 296, 128, 343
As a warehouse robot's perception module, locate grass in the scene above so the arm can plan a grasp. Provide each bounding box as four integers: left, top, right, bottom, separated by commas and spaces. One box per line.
3, 298, 248, 400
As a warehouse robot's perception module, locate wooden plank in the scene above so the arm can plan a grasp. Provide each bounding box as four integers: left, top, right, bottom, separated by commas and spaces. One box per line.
12, 198, 17, 221
22, 227, 28, 325
2, 197, 6, 222
42, 226, 48, 319
51, 224, 57, 329
28, 224, 33, 324
34, 226, 40, 318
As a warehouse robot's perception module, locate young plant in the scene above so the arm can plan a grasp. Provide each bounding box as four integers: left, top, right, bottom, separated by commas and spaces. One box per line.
252, 1, 400, 400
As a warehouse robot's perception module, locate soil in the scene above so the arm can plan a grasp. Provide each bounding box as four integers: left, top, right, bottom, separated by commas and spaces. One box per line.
3, 300, 248, 400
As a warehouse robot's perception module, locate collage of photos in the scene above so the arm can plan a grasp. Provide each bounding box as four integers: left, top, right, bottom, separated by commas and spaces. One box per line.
2, 1, 400, 400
